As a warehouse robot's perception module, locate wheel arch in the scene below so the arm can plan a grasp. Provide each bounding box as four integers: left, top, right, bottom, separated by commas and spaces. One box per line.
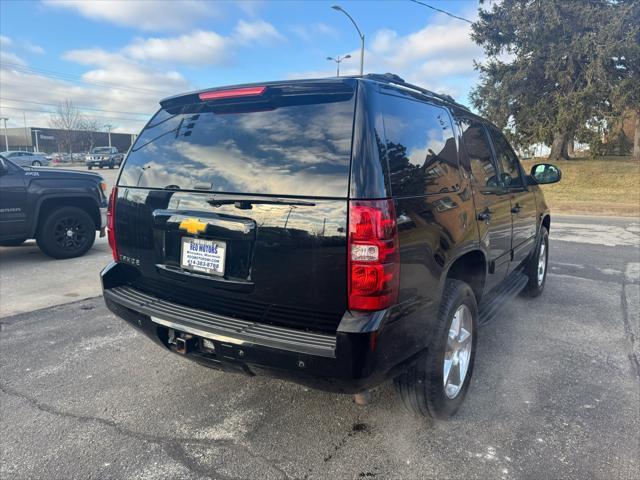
32, 195, 100, 237
541, 213, 550, 233
444, 249, 487, 304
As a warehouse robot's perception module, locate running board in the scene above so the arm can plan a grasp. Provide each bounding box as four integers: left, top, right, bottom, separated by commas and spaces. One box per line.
478, 271, 528, 327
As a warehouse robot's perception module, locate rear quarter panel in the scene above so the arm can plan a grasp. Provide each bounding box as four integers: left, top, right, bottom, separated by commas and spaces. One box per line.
362, 86, 482, 358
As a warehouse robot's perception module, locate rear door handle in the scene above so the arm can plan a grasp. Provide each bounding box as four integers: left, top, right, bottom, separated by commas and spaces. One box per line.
511, 203, 522, 214
477, 209, 492, 223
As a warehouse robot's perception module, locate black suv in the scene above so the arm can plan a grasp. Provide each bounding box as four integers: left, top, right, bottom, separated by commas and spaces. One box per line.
101, 74, 560, 419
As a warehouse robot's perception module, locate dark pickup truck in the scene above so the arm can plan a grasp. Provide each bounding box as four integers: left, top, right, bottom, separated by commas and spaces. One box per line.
0, 155, 108, 258
101, 74, 561, 419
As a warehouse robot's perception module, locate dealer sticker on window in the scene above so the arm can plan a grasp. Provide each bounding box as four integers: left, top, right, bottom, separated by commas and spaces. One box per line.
180, 237, 226, 276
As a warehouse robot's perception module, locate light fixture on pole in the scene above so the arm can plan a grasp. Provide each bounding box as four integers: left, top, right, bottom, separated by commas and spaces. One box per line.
33, 129, 41, 152
326, 54, 351, 77
0, 117, 9, 151
105, 124, 113, 148
331, 5, 364, 75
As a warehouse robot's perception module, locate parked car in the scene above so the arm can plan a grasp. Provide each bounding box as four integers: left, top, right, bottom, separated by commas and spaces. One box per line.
0, 155, 108, 258
101, 74, 561, 419
48, 152, 73, 164
85, 146, 124, 169
1, 150, 49, 167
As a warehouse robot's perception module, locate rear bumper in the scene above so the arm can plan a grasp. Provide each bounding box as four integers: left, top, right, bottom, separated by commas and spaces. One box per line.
101, 262, 415, 393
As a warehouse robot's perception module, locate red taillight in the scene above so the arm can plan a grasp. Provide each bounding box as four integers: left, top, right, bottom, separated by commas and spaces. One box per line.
107, 186, 118, 261
198, 86, 266, 101
348, 199, 400, 311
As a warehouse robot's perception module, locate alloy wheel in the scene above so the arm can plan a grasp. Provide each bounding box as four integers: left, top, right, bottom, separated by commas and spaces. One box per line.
443, 304, 473, 399
537, 241, 547, 286
53, 216, 89, 252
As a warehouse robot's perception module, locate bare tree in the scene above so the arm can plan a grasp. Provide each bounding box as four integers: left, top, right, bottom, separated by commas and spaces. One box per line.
48, 100, 83, 153
78, 118, 102, 152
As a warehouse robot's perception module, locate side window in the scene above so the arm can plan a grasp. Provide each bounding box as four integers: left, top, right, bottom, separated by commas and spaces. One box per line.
459, 119, 499, 189
380, 94, 460, 197
489, 128, 524, 188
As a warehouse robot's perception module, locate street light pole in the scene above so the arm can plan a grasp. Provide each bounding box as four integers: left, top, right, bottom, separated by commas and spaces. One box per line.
0, 117, 9, 151
331, 5, 365, 75
326, 54, 351, 77
33, 129, 41, 152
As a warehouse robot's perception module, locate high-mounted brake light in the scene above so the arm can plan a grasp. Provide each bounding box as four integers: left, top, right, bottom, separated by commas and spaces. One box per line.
198, 86, 266, 101
107, 187, 119, 261
348, 199, 400, 311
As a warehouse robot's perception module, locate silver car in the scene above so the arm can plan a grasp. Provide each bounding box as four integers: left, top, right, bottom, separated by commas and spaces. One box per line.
0, 150, 50, 167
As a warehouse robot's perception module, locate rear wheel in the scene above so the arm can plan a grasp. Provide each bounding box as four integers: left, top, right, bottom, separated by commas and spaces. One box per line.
0, 238, 27, 247
36, 206, 96, 259
32, 160, 42, 166
522, 226, 548, 297
395, 279, 478, 419
88, 165, 93, 170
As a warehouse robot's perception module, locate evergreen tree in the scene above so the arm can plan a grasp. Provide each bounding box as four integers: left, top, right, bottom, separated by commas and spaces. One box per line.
470, 0, 636, 160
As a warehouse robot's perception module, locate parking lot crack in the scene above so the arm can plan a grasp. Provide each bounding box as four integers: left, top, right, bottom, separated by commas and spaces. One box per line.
0, 383, 292, 480
323, 420, 372, 463
620, 274, 640, 379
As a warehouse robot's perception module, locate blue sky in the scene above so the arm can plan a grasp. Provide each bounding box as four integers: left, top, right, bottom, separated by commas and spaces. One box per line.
0, 0, 483, 132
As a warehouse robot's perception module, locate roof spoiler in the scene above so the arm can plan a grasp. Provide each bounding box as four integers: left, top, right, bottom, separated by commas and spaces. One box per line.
159, 79, 356, 111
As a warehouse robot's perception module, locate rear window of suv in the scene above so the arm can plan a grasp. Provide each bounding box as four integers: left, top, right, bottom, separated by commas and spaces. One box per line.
119, 86, 356, 198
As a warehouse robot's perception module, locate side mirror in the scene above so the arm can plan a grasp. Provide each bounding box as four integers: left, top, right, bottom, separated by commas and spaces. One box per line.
529, 163, 561, 185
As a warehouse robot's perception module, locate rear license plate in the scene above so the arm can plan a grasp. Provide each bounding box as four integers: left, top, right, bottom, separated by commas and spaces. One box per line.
180, 237, 226, 276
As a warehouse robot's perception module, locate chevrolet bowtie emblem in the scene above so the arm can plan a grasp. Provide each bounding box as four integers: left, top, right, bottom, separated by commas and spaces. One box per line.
179, 218, 207, 235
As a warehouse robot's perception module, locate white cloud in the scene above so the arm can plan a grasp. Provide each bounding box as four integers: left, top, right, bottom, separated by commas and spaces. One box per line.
63, 20, 283, 68
0, 35, 45, 56
63, 48, 128, 66
0, 55, 189, 132
380, 22, 482, 69
233, 19, 284, 45
0, 51, 27, 67
125, 31, 229, 65
23, 42, 45, 55
289, 12, 483, 102
291, 22, 338, 43
0, 16, 285, 132
43, 0, 219, 32
235, 0, 266, 17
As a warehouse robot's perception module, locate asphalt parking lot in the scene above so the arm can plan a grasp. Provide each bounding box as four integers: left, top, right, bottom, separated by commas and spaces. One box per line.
1, 214, 638, 479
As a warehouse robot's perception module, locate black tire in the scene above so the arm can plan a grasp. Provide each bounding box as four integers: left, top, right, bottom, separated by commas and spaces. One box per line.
108, 161, 114, 169
394, 279, 478, 419
522, 226, 549, 297
36, 206, 96, 259
88, 166, 92, 170
32, 160, 42, 166
0, 238, 27, 247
